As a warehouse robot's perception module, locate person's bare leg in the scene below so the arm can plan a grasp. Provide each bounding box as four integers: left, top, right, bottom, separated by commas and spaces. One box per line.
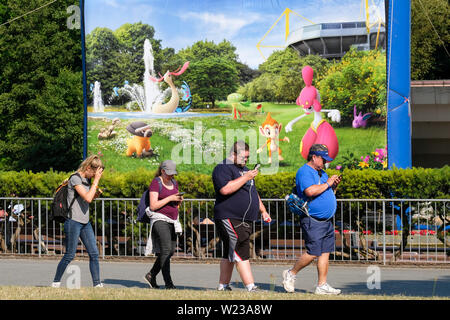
317, 252, 330, 285
219, 258, 234, 285
290, 253, 316, 275
235, 260, 254, 286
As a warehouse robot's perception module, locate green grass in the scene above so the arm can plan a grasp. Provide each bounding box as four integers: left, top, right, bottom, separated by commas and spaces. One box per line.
88, 102, 385, 174
1, 286, 446, 300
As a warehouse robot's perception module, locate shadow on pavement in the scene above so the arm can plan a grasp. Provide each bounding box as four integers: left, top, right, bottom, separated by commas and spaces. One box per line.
103, 279, 148, 288
339, 275, 450, 297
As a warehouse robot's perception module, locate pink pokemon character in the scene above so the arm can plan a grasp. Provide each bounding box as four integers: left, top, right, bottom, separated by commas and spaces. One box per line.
352, 105, 373, 128
285, 66, 340, 162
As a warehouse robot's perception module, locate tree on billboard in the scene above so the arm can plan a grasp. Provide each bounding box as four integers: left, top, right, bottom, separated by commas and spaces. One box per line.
86, 22, 169, 104
182, 57, 239, 108
0, 0, 83, 172
176, 39, 254, 95
238, 48, 329, 103
236, 61, 261, 85
177, 39, 239, 64
115, 22, 166, 81
318, 48, 386, 124
86, 27, 122, 103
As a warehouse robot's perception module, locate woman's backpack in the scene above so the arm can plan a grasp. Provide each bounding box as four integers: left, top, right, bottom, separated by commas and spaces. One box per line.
50, 173, 84, 223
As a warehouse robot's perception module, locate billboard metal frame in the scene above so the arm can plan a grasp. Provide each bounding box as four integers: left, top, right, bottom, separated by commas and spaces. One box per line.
80, 0, 412, 168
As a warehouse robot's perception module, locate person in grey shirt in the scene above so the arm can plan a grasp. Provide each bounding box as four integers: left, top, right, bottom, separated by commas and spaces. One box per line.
51, 155, 104, 288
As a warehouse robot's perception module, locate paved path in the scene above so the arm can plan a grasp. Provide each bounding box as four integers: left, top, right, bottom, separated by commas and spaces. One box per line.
1, 258, 449, 297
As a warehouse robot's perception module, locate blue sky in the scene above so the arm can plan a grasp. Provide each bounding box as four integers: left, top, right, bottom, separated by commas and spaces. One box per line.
85, 0, 385, 69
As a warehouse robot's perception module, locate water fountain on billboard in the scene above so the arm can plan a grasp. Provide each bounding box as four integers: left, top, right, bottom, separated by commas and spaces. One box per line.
118, 39, 163, 112
93, 81, 104, 112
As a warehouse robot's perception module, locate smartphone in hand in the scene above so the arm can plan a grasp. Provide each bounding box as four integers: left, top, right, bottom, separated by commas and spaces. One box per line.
253, 163, 261, 170
94, 188, 103, 199
177, 192, 185, 196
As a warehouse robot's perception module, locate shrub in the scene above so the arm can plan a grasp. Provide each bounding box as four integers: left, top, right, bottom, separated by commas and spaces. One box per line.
0, 167, 448, 199
318, 48, 386, 125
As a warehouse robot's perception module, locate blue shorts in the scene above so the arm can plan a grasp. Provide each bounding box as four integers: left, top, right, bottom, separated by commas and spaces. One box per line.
300, 215, 335, 256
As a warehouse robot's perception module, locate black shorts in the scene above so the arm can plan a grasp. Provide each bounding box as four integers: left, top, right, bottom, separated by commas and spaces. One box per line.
215, 219, 252, 262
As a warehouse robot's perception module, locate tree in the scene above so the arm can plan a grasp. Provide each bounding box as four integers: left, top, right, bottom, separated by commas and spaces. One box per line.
0, 0, 83, 171
274, 68, 302, 103
0, 0, 10, 23
318, 48, 386, 124
183, 57, 239, 108
23, 69, 83, 171
259, 48, 302, 75
411, 0, 450, 80
238, 47, 329, 103
236, 61, 261, 85
114, 22, 164, 77
86, 27, 122, 103
85, 23, 166, 104
173, 40, 242, 106
177, 39, 238, 63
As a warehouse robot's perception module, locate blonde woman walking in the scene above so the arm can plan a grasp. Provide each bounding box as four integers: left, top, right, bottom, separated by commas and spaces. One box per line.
51, 155, 104, 288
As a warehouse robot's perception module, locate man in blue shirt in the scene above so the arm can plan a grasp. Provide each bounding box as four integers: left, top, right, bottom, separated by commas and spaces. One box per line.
212, 141, 271, 292
282, 144, 342, 294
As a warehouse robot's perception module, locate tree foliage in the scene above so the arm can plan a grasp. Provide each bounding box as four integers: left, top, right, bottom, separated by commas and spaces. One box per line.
177, 39, 238, 64
239, 48, 330, 103
85, 22, 167, 105
171, 40, 242, 106
182, 57, 239, 108
411, 0, 450, 80
0, 0, 10, 23
318, 48, 386, 124
0, 0, 83, 172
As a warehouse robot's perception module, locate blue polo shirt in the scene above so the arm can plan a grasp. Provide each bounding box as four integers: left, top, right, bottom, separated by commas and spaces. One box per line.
295, 164, 336, 220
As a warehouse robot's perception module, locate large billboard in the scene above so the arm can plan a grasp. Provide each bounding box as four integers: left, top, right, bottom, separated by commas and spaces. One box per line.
83, 0, 391, 174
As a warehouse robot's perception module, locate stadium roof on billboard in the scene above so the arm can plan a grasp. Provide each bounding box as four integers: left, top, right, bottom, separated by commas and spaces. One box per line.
286, 21, 385, 59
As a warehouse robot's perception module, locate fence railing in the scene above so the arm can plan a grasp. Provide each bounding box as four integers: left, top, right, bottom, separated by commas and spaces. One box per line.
0, 197, 448, 264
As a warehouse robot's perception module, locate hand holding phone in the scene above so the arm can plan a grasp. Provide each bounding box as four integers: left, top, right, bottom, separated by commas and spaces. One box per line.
253, 163, 261, 170
177, 192, 185, 196
333, 175, 342, 188
94, 188, 103, 199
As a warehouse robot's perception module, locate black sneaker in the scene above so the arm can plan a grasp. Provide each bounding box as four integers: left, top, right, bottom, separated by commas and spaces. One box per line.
218, 285, 232, 291
165, 283, 177, 289
144, 273, 160, 289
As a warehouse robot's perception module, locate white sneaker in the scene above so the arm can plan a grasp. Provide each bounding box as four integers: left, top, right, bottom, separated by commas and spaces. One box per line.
282, 269, 296, 293
94, 283, 104, 288
314, 283, 341, 295
51, 282, 61, 288
247, 285, 259, 292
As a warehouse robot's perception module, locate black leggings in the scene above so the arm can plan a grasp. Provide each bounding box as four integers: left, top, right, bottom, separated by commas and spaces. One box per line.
150, 220, 177, 285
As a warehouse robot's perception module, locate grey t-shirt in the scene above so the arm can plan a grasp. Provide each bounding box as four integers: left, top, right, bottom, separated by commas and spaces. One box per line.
67, 173, 91, 224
